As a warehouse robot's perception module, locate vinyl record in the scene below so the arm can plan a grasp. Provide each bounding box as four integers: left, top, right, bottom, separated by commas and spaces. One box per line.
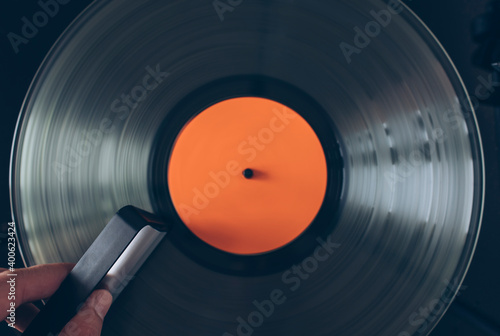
10, 0, 484, 335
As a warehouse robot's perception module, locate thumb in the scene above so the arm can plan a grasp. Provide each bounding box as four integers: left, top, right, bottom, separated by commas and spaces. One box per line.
59, 290, 113, 336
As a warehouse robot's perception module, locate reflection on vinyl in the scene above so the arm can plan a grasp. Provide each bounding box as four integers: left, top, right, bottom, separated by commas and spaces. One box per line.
10, 0, 483, 335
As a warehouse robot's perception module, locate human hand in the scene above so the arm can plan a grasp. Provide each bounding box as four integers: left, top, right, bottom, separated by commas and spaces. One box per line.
0, 263, 112, 335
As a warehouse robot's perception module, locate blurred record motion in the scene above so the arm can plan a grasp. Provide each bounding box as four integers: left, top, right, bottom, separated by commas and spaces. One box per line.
9, 0, 484, 335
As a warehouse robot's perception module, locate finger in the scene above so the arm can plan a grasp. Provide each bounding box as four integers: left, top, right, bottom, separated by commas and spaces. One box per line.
12, 302, 39, 332
0, 263, 74, 321
59, 289, 113, 336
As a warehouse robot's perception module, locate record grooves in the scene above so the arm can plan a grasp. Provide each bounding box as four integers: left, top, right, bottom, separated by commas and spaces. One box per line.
8, 0, 485, 335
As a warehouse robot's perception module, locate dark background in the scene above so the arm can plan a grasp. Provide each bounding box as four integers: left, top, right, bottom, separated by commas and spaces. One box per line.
0, 0, 499, 335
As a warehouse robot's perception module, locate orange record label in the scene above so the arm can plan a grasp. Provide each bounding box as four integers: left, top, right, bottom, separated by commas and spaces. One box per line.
168, 97, 327, 255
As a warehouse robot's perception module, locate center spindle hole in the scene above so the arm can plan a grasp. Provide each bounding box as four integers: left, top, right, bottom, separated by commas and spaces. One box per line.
243, 168, 254, 179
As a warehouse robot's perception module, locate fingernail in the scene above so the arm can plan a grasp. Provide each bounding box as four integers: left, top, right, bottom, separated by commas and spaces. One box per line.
94, 290, 113, 319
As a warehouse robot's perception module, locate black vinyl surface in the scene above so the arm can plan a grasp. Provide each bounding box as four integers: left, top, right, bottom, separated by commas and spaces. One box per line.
0, 1, 499, 335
